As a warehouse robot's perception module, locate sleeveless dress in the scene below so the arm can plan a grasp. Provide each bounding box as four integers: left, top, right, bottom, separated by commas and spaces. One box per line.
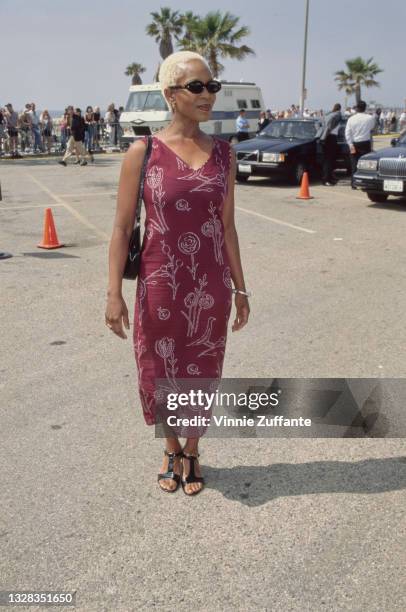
133, 134, 233, 434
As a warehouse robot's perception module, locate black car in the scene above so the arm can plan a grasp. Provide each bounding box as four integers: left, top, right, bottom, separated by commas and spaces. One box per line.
353, 132, 406, 202
233, 118, 350, 184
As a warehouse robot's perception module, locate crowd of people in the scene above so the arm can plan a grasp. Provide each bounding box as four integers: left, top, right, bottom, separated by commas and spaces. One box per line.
0, 102, 125, 158
1, 100, 405, 168
251, 104, 404, 134
235, 101, 406, 188
233, 104, 405, 144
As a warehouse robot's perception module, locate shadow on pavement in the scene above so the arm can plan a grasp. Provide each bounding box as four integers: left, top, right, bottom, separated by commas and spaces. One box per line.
202, 456, 406, 507
368, 199, 406, 211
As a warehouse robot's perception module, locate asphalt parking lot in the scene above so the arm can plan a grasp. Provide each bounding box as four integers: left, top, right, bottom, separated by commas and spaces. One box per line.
1, 142, 405, 611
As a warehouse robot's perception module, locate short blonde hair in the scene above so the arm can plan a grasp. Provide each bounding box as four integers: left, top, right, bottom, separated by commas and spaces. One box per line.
158, 51, 211, 92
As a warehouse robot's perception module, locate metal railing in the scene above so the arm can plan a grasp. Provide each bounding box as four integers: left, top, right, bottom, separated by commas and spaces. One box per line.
0, 120, 124, 158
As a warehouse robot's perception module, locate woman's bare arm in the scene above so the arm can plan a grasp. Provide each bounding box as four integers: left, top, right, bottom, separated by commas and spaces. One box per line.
222, 147, 247, 291
107, 139, 146, 298
221, 147, 250, 331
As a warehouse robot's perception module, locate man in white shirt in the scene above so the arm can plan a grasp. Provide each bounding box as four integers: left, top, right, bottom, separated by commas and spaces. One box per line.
28, 102, 43, 153
345, 100, 376, 189
399, 110, 406, 132
235, 109, 250, 142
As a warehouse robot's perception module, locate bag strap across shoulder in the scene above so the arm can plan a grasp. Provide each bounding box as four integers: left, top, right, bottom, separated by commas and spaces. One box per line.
134, 135, 152, 228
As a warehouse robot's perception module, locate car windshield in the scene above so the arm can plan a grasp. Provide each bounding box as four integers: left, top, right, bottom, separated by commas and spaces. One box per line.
259, 121, 317, 140
125, 91, 168, 112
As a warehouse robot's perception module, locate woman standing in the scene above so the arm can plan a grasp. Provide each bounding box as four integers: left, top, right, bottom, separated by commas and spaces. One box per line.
40, 109, 53, 154
0, 107, 7, 156
84, 105, 95, 156
93, 106, 101, 150
105, 51, 250, 496
105, 103, 117, 147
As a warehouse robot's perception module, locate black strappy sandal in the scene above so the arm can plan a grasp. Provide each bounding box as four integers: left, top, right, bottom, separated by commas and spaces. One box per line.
157, 449, 183, 493
181, 452, 205, 496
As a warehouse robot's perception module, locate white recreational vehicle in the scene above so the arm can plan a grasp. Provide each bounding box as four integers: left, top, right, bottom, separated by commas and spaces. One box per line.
119, 81, 265, 147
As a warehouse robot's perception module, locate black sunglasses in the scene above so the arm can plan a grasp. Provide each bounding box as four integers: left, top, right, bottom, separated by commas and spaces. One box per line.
169, 79, 222, 94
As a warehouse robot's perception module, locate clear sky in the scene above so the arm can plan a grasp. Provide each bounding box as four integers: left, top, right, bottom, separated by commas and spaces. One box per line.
2, 0, 405, 112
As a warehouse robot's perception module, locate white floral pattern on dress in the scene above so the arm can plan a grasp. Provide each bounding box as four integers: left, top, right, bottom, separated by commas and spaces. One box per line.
176, 157, 187, 171
175, 199, 191, 212
155, 337, 181, 392
145, 164, 170, 236
201, 202, 224, 265
223, 266, 232, 288
137, 239, 183, 325
157, 306, 170, 320
178, 168, 226, 193
134, 336, 147, 379
186, 363, 202, 376
140, 389, 156, 420
186, 316, 226, 357
181, 272, 214, 337
213, 140, 228, 198
177, 141, 227, 193
178, 231, 200, 279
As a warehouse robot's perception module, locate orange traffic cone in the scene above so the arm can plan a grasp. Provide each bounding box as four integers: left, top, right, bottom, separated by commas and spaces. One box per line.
296, 171, 314, 200
37, 208, 64, 249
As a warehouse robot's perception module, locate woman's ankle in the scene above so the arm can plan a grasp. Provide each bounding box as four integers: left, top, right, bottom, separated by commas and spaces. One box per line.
165, 438, 182, 454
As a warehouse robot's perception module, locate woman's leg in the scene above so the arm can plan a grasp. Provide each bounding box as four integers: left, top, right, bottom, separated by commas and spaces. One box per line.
62, 136, 75, 162
89, 125, 94, 152
87, 126, 94, 161
182, 436, 203, 494
158, 422, 183, 491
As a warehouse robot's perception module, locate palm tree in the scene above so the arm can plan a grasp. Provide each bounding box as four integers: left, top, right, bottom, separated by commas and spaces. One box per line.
177, 11, 255, 78
334, 57, 383, 104
180, 11, 200, 46
124, 63, 146, 85
146, 7, 184, 60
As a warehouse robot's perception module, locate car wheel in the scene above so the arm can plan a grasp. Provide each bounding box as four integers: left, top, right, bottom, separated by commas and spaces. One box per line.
293, 162, 307, 185
236, 174, 249, 183
367, 192, 388, 203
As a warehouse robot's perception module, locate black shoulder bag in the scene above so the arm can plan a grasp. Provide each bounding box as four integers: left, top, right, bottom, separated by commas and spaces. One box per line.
123, 136, 152, 280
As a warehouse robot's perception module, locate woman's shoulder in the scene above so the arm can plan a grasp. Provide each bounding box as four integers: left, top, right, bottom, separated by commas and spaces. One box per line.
127, 136, 148, 155
213, 135, 231, 152
213, 135, 235, 166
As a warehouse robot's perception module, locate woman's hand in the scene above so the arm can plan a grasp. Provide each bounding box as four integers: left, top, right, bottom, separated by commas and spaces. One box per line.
231, 294, 250, 332
105, 293, 130, 339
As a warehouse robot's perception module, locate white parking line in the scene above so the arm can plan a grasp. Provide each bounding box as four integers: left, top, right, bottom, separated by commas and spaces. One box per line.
310, 187, 368, 202
57, 192, 117, 197
0, 204, 65, 210
27, 174, 110, 241
15, 177, 314, 236
235, 205, 316, 234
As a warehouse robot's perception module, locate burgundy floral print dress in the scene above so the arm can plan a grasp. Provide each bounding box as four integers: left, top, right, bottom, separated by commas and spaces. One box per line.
133, 134, 233, 433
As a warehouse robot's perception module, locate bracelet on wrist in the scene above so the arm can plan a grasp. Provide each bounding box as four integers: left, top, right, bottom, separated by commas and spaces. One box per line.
232, 288, 252, 297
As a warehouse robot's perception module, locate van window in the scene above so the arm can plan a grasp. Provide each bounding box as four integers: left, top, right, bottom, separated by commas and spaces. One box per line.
125, 91, 168, 112
251, 99, 261, 108
237, 99, 248, 109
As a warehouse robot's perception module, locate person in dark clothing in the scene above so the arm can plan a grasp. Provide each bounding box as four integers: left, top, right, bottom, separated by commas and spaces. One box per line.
93, 106, 101, 150
59, 108, 94, 166
319, 103, 342, 185
256, 111, 270, 134
71, 109, 85, 141
375, 108, 383, 134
